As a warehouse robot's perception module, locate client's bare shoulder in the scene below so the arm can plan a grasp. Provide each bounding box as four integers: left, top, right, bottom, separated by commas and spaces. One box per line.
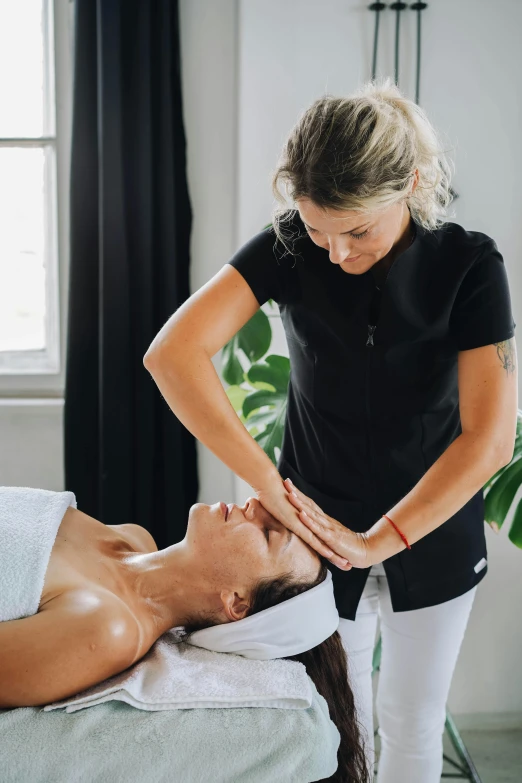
106, 522, 158, 553
0, 510, 162, 708
0, 589, 142, 709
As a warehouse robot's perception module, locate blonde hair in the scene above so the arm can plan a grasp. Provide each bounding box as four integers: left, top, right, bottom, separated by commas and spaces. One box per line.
271, 77, 455, 253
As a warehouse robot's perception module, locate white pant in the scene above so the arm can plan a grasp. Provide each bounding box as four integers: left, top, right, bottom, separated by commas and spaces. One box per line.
338, 562, 477, 783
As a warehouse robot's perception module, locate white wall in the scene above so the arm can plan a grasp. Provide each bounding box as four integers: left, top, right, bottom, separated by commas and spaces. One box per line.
178, 0, 238, 504
1, 0, 521, 715
231, 0, 522, 716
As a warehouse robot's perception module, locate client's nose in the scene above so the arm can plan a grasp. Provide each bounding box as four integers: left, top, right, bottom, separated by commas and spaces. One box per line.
244, 497, 278, 524
243, 496, 258, 516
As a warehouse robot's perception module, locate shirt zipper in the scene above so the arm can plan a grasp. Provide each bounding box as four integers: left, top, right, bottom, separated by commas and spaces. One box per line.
364, 231, 415, 502
365, 285, 380, 503
365, 326, 376, 502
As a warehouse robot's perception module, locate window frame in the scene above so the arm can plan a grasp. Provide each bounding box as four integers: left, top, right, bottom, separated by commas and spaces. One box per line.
0, 0, 72, 395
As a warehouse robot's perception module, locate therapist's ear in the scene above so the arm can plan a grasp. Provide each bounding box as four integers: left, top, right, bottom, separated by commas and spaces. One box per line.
411, 168, 419, 193
220, 590, 251, 622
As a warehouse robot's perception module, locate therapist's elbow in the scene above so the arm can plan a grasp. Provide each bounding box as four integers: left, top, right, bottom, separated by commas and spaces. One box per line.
143, 342, 169, 373
143, 335, 193, 374
143, 342, 158, 370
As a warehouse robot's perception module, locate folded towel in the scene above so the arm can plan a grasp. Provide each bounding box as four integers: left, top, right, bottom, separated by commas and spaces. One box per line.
0, 486, 77, 622
43, 628, 313, 712
2, 681, 340, 783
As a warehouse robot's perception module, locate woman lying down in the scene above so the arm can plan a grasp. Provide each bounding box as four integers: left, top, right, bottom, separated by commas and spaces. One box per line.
0, 486, 368, 783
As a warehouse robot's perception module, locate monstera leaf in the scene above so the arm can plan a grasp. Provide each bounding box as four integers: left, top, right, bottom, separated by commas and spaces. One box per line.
484, 412, 522, 548
222, 295, 291, 465
246, 355, 290, 393
221, 309, 272, 385
237, 356, 290, 463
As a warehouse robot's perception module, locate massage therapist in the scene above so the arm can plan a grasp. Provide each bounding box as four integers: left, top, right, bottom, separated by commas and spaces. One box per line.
144, 78, 518, 782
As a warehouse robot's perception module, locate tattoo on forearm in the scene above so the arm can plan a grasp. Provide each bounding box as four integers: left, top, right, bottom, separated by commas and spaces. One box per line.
494, 339, 516, 375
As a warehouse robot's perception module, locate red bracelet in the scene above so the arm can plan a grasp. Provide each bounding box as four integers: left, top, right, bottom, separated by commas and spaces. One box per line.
383, 514, 411, 550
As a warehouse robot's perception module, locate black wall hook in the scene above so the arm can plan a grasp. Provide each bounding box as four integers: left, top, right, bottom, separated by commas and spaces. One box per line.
390, 2, 408, 85
369, 3, 387, 80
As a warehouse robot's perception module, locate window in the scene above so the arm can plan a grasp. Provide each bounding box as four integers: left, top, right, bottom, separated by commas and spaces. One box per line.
0, 0, 59, 375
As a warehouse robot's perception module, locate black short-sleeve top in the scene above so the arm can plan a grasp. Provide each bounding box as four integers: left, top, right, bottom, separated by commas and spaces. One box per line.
227, 211, 516, 619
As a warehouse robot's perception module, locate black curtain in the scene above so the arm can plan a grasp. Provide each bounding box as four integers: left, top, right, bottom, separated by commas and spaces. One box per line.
64, 0, 198, 549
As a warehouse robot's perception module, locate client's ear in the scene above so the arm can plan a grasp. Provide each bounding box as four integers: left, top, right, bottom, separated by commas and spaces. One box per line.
220, 590, 251, 622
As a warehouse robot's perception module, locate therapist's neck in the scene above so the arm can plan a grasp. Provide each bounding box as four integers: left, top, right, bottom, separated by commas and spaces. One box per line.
393, 203, 415, 254
377, 203, 415, 274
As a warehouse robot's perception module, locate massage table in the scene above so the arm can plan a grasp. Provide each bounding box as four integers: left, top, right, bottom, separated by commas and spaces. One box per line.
0, 679, 339, 782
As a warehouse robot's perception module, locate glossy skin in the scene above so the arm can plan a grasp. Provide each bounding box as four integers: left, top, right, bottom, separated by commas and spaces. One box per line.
0, 497, 320, 708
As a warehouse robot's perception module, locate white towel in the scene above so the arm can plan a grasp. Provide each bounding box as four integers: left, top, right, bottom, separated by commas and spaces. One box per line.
0, 486, 77, 622
43, 629, 313, 713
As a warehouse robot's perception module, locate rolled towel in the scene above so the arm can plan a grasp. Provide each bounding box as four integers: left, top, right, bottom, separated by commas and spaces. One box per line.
43, 629, 313, 712
0, 486, 77, 623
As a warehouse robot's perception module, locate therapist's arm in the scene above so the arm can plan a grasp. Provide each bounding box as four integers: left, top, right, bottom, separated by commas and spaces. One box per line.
143, 265, 279, 492
359, 338, 518, 563
144, 265, 351, 570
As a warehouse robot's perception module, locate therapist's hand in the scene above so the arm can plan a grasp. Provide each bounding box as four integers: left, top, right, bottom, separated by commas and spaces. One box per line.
255, 479, 353, 571
282, 478, 371, 569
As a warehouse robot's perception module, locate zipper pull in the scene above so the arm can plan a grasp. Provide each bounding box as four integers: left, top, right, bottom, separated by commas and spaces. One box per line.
366, 324, 376, 347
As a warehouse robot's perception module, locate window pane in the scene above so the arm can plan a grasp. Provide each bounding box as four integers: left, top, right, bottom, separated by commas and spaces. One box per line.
0, 0, 49, 137
0, 147, 46, 352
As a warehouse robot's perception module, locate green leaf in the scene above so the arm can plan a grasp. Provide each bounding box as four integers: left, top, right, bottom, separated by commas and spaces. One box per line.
249, 381, 276, 392
221, 341, 245, 386
221, 309, 272, 385
254, 397, 288, 464
246, 355, 290, 393
508, 499, 522, 548
484, 458, 522, 531
242, 389, 287, 419
241, 309, 272, 361
225, 385, 248, 414
245, 408, 280, 430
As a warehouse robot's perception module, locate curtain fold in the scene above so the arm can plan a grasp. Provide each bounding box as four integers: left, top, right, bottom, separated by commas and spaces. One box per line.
64, 0, 198, 549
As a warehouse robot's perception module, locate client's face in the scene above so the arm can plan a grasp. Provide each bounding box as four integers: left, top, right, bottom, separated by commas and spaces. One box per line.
185, 497, 321, 589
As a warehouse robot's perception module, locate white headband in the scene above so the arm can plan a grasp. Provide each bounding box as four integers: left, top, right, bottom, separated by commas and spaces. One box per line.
186, 570, 339, 660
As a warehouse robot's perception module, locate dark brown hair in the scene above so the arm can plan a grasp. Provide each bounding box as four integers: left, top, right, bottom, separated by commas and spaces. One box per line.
183, 559, 370, 783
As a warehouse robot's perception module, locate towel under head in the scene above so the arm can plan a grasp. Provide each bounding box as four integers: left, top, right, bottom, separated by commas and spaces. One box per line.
0, 486, 77, 622
43, 629, 314, 712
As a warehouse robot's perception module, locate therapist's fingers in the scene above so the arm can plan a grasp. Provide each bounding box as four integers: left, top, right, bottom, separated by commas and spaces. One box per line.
297, 505, 337, 543
280, 499, 352, 570
285, 484, 338, 536
256, 484, 351, 570
278, 498, 351, 569
285, 510, 351, 570
283, 479, 323, 515
327, 552, 353, 570
263, 491, 336, 560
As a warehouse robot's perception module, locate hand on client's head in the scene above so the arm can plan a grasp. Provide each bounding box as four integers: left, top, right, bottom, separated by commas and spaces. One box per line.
255, 480, 352, 571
